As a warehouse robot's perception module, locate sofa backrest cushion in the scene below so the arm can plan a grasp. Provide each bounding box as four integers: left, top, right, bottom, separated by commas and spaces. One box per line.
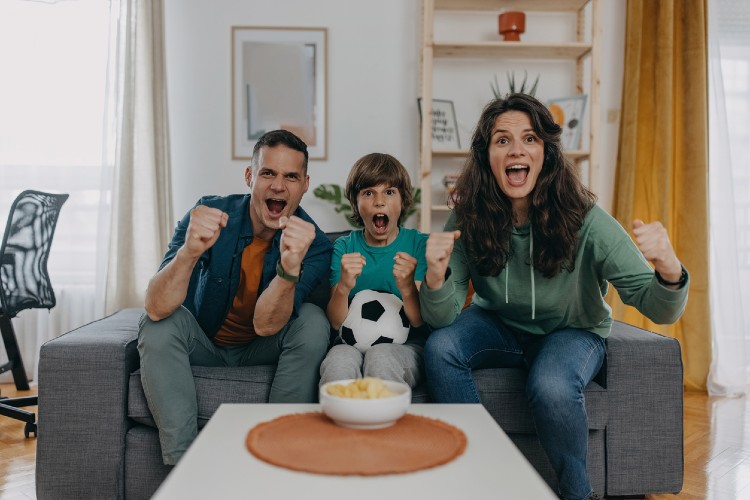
305, 230, 350, 310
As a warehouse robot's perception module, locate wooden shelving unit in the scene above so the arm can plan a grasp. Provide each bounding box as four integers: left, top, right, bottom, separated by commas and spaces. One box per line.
419, 0, 601, 231
434, 41, 592, 59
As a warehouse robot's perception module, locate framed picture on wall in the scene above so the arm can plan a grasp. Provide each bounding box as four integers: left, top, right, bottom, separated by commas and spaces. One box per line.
547, 95, 587, 151
417, 98, 461, 151
231, 26, 327, 160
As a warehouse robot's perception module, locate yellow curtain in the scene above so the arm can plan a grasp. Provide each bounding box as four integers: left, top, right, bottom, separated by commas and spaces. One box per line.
609, 0, 710, 391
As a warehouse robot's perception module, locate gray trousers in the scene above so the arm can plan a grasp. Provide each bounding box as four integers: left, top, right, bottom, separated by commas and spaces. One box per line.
319, 340, 424, 388
137, 303, 330, 464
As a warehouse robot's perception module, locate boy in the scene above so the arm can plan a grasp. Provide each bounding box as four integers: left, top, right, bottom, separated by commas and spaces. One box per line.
320, 153, 428, 388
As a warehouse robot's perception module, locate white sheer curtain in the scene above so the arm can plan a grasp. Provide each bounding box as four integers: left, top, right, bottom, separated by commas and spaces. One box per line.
707, 0, 750, 396
0, 0, 172, 383
101, 0, 173, 314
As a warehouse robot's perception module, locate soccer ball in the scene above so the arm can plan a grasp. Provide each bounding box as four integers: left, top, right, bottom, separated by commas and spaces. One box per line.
340, 290, 410, 353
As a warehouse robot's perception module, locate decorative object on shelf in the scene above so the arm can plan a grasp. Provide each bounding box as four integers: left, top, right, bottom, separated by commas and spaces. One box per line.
498, 11, 525, 41
442, 174, 460, 196
313, 184, 421, 228
443, 173, 461, 209
417, 98, 461, 151
231, 26, 328, 160
547, 95, 587, 150
490, 71, 539, 99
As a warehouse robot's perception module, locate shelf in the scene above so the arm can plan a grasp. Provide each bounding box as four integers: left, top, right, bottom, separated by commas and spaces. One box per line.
419, 0, 601, 231
435, 0, 590, 11
433, 149, 468, 158
565, 150, 590, 161
434, 42, 592, 60
431, 205, 453, 212
433, 149, 590, 160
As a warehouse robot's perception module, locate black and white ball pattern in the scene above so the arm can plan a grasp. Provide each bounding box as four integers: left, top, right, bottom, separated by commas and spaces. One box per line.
339, 289, 410, 353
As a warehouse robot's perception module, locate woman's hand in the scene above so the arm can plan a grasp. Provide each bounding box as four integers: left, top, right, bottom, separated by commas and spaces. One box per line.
424, 230, 461, 289
632, 219, 682, 282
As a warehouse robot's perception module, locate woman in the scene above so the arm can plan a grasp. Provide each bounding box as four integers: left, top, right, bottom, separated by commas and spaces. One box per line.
419, 93, 688, 500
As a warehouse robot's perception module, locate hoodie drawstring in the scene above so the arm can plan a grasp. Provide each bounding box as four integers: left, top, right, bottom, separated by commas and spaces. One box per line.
530, 228, 536, 320
505, 265, 509, 304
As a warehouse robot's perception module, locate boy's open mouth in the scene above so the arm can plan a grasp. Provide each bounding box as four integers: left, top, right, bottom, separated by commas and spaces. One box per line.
372, 213, 389, 234
506, 165, 530, 186
266, 198, 287, 216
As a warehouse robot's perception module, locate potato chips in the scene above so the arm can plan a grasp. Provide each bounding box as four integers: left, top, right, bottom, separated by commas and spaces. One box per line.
325, 377, 397, 399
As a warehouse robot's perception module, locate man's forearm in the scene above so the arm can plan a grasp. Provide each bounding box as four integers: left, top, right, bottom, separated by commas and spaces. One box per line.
144, 247, 198, 321
253, 276, 296, 335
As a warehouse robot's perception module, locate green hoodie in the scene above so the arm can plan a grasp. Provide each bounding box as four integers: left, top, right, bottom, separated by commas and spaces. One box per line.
419, 204, 689, 338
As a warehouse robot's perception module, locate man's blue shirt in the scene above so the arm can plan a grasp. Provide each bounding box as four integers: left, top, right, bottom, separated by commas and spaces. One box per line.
159, 194, 333, 338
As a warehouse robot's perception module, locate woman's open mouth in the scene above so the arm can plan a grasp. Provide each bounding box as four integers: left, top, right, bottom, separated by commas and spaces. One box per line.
505, 165, 530, 187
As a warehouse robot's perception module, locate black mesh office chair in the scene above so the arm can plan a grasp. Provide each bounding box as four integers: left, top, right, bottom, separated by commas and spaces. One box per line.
0, 190, 68, 437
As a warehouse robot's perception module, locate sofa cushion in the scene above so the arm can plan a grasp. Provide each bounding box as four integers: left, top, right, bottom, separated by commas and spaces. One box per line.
128, 366, 431, 428
128, 366, 276, 428
125, 426, 172, 500
127, 365, 604, 432
305, 230, 350, 310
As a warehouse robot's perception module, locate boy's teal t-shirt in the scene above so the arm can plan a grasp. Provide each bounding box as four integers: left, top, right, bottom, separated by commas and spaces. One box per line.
329, 228, 428, 300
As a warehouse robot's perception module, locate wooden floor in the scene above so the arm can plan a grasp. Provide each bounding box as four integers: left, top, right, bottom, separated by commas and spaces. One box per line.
0, 384, 37, 500
0, 384, 748, 499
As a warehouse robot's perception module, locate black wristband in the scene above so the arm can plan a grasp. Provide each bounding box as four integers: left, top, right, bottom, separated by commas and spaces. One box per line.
655, 266, 687, 287
276, 261, 301, 283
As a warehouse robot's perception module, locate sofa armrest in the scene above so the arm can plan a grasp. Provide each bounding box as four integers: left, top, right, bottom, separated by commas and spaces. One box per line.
604, 320, 684, 496
36, 308, 144, 500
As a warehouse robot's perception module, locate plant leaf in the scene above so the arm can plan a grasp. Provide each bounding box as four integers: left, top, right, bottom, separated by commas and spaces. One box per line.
490, 74, 502, 99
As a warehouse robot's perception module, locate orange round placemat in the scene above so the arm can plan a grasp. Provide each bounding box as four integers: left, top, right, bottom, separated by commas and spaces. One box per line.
246, 412, 467, 476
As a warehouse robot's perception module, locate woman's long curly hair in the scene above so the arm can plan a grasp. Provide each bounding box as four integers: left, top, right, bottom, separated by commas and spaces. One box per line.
454, 93, 596, 278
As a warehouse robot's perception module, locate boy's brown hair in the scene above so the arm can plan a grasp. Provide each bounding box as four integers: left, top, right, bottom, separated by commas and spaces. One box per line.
345, 153, 414, 227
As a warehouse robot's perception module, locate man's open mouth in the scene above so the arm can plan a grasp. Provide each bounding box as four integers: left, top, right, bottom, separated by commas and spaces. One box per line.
505, 165, 530, 186
372, 213, 389, 234
266, 198, 287, 216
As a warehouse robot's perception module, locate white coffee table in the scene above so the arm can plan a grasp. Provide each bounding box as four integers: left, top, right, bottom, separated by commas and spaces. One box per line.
152, 403, 556, 500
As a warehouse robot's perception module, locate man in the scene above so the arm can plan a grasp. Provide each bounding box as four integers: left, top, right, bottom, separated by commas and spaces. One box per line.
138, 130, 332, 465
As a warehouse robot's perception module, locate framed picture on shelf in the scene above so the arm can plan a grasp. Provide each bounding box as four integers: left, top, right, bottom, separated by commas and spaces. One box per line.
231, 26, 327, 160
417, 98, 460, 151
547, 95, 587, 151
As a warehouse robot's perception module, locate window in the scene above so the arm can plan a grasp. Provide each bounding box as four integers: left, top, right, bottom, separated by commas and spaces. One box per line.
0, 0, 109, 289
709, 0, 750, 391
720, 53, 750, 271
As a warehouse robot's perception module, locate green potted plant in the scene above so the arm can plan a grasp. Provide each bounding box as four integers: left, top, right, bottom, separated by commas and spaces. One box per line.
490, 70, 539, 99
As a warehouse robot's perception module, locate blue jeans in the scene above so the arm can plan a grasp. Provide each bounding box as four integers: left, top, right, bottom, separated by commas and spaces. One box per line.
137, 303, 330, 465
424, 305, 605, 500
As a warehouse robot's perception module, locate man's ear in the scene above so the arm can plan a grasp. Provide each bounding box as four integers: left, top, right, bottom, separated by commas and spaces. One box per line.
245, 167, 253, 187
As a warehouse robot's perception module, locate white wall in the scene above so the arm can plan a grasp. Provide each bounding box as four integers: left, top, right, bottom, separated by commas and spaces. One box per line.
596, 0, 626, 213
164, 0, 625, 232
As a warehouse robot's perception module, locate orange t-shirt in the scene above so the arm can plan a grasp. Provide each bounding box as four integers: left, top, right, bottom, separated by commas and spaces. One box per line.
213, 238, 272, 346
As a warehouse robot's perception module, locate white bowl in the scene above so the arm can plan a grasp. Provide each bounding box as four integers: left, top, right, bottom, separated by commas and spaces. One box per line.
319, 379, 411, 430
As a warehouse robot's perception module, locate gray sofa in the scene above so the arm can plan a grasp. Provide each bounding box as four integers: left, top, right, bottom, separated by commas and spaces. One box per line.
35, 237, 684, 499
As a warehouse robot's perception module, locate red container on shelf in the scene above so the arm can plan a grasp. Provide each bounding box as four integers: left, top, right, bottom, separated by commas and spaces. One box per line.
498, 11, 525, 41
